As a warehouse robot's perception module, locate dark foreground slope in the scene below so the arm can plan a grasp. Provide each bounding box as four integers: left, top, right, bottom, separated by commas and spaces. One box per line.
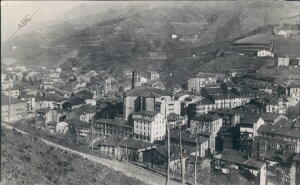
1, 128, 145, 185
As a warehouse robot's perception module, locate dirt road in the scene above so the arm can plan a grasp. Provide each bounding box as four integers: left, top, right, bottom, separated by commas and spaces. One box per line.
2, 123, 181, 185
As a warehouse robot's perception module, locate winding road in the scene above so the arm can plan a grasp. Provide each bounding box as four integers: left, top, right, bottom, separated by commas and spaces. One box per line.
2, 123, 181, 185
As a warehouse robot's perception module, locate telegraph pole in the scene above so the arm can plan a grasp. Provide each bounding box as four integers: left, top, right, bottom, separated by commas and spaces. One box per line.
8, 79, 11, 124
194, 127, 198, 185
91, 117, 94, 150
179, 127, 185, 185
166, 118, 170, 185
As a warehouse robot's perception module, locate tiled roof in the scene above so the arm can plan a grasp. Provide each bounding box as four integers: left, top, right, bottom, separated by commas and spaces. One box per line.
36, 95, 65, 102
119, 138, 156, 150
170, 130, 208, 144
66, 119, 91, 128
240, 114, 260, 125
36, 108, 52, 114
74, 104, 96, 115
209, 108, 239, 116
132, 110, 160, 117
125, 87, 169, 97
215, 149, 265, 169
260, 113, 285, 122
167, 113, 181, 122
95, 119, 131, 128
191, 113, 221, 122
258, 119, 300, 139
293, 153, 300, 162
195, 98, 214, 105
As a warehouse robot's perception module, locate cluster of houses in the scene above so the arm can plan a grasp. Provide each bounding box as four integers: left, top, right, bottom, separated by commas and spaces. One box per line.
2, 29, 300, 185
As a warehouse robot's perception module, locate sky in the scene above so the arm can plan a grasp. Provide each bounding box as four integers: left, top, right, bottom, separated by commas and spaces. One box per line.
1, 1, 82, 41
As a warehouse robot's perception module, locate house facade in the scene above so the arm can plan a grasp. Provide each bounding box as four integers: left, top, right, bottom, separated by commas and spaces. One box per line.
190, 114, 222, 153
132, 111, 166, 143
1, 95, 27, 122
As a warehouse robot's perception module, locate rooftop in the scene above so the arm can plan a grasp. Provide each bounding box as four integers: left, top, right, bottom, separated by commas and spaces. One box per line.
260, 113, 286, 123
240, 114, 260, 125
191, 113, 221, 122
74, 104, 96, 115
215, 149, 265, 169
258, 118, 300, 139
132, 110, 160, 117
125, 87, 169, 97
119, 138, 156, 150
170, 130, 208, 144
95, 119, 131, 128
66, 119, 91, 128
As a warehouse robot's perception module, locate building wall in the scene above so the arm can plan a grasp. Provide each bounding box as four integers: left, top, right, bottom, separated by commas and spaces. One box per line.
133, 113, 166, 143
2, 89, 20, 98
123, 96, 139, 120
256, 135, 300, 158
290, 160, 300, 185
278, 57, 290, 67
80, 113, 95, 123
1, 102, 27, 122
190, 118, 222, 153
188, 77, 217, 92
156, 96, 181, 116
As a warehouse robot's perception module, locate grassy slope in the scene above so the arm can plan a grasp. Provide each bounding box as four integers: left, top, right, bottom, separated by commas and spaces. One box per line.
1, 128, 146, 185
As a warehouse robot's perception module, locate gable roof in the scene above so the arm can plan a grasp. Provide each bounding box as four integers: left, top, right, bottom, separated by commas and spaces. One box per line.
260, 113, 286, 123
258, 119, 300, 139
74, 104, 96, 115
215, 149, 265, 169
125, 87, 169, 97
132, 110, 160, 117
191, 113, 221, 122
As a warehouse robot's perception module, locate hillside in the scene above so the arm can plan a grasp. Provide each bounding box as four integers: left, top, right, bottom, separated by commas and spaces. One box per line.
2, 2, 300, 83
1, 128, 145, 185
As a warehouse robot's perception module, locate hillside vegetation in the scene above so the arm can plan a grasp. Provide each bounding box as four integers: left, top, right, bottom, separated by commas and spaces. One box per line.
1, 128, 145, 185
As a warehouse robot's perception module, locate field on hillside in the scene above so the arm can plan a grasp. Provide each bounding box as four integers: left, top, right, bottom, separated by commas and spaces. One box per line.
1, 127, 146, 185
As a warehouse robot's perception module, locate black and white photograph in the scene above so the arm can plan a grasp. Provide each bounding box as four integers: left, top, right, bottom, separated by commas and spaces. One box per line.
1, 1, 300, 185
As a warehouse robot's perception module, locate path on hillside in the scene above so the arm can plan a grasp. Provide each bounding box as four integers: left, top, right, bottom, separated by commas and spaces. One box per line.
1, 123, 181, 185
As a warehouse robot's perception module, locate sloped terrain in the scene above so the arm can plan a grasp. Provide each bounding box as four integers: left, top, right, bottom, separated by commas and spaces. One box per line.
1, 128, 145, 185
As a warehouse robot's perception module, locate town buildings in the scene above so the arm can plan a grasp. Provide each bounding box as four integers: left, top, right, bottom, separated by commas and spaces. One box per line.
190, 113, 222, 153
1, 95, 27, 122
123, 87, 169, 120
132, 111, 166, 143
94, 118, 133, 137
278, 57, 290, 67
255, 118, 300, 159
188, 73, 218, 92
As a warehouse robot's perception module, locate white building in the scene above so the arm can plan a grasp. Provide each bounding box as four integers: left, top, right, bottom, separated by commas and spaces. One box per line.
156, 96, 181, 117
286, 84, 300, 102
257, 50, 274, 57
1, 73, 7, 82
188, 73, 218, 92
2, 89, 20, 98
278, 57, 289, 67
132, 111, 166, 143
56, 122, 69, 135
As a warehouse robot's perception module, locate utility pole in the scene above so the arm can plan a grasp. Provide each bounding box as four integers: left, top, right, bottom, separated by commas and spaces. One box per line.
91, 117, 94, 150
8, 79, 11, 124
126, 145, 128, 163
166, 118, 170, 185
179, 127, 185, 185
194, 127, 198, 185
